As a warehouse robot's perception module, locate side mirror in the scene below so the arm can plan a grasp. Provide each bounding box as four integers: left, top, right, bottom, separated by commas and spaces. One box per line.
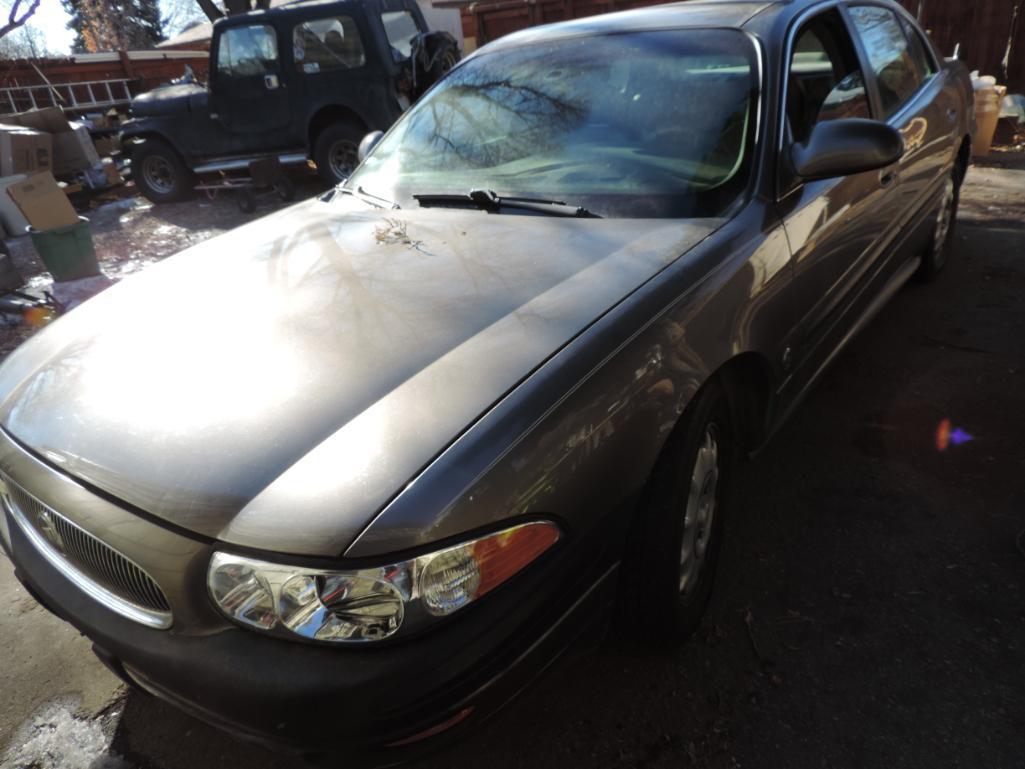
357, 130, 384, 162
790, 118, 904, 181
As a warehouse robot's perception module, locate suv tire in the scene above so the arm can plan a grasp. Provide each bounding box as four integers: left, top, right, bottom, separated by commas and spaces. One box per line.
313, 122, 365, 185
617, 381, 734, 644
132, 139, 194, 203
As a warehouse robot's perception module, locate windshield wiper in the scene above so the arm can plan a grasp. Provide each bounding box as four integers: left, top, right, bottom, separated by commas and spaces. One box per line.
413, 188, 601, 218
331, 185, 400, 209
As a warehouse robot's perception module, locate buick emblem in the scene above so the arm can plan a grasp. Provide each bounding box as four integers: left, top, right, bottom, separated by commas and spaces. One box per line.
36, 509, 65, 553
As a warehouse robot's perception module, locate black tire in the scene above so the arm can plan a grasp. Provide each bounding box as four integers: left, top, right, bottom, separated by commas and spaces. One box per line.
131, 138, 194, 203
916, 166, 961, 282
312, 122, 364, 185
617, 381, 734, 644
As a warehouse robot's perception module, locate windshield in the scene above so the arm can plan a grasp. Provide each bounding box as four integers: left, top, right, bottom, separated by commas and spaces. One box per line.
347, 29, 759, 218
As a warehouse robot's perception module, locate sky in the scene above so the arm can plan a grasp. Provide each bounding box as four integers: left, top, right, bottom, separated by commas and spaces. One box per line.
2, 0, 206, 54
28, 0, 75, 53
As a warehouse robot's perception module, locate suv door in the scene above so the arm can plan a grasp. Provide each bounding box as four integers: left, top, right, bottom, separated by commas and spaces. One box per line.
776, 6, 901, 377
290, 13, 382, 136
211, 23, 292, 149
847, 4, 954, 251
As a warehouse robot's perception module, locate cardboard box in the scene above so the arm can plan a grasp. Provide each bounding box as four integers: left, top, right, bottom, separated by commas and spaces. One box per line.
0, 108, 101, 176
52, 123, 100, 176
0, 106, 70, 135
6, 171, 79, 231
0, 174, 29, 235
0, 125, 52, 176
93, 135, 121, 157
100, 158, 122, 186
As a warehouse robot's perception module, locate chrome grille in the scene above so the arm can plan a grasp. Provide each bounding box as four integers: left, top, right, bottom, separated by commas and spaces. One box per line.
2, 476, 171, 618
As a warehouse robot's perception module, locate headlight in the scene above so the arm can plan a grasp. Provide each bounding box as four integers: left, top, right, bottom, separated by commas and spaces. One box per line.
208, 520, 560, 643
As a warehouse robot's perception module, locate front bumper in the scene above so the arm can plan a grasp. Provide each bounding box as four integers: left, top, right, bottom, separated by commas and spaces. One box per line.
0, 436, 618, 762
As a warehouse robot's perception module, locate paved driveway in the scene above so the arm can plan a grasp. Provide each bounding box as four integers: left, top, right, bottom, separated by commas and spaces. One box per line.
2, 155, 1023, 769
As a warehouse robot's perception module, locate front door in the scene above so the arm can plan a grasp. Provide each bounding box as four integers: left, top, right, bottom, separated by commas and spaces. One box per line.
776, 6, 901, 378
212, 23, 292, 152
847, 4, 956, 249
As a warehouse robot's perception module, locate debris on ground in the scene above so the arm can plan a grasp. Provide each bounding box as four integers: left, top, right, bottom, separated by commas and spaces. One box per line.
0, 698, 131, 769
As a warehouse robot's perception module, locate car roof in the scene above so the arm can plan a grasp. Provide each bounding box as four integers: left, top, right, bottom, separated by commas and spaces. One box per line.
214, 0, 393, 28
480, 0, 786, 51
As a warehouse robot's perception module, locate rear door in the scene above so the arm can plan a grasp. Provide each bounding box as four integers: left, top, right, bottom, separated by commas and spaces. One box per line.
211, 23, 292, 150
776, 6, 901, 374
290, 12, 384, 130
847, 4, 956, 250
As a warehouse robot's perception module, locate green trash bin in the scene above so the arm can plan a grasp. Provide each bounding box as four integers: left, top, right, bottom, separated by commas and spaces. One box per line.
27, 217, 100, 283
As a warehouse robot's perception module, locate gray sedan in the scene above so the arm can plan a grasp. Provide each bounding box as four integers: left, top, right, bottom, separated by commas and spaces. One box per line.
0, 0, 972, 762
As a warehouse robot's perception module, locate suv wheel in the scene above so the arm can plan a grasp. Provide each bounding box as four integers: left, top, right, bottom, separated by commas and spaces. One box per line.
617, 381, 734, 644
313, 122, 364, 185
132, 139, 194, 203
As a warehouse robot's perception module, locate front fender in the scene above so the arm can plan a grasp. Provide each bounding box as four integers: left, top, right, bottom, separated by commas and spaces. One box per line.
345, 203, 793, 560
119, 120, 186, 158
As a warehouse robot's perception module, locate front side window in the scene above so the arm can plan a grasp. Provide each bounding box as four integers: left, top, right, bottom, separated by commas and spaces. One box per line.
293, 16, 366, 73
347, 30, 759, 219
381, 11, 422, 58
217, 25, 279, 78
787, 9, 871, 142
848, 6, 924, 118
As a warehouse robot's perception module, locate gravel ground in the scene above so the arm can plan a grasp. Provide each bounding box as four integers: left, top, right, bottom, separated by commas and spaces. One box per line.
1, 156, 1023, 769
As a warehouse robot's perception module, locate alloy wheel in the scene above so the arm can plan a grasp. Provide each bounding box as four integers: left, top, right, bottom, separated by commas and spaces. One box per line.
932, 176, 956, 270
679, 424, 720, 595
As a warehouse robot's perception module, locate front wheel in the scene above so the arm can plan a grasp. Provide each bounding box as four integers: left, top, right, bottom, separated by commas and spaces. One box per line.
617, 382, 734, 644
131, 139, 194, 203
916, 170, 960, 282
312, 122, 364, 185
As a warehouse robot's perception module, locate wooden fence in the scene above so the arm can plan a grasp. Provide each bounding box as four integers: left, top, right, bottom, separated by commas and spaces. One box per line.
458, 0, 1025, 92
897, 0, 1025, 92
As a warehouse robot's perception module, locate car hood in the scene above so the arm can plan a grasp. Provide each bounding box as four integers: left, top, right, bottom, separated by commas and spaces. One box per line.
129, 83, 207, 119
0, 198, 717, 556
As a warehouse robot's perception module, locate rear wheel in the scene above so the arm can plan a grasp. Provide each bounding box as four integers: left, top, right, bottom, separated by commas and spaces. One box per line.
313, 122, 364, 185
916, 168, 960, 281
132, 139, 194, 203
617, 382, 734, 643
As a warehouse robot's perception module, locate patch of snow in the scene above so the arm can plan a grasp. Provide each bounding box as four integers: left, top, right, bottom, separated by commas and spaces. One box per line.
0, 700, 133, 769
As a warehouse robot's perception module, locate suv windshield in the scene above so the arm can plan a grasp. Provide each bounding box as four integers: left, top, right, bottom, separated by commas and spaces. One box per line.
347, 29, 759, 218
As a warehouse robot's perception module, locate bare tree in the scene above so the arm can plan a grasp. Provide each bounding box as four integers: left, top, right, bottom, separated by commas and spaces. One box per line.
0, 0, 42, 40
0, 22, 56, 57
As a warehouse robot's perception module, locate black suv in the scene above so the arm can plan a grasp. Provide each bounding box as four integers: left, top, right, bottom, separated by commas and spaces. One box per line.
122, 0, 457, 202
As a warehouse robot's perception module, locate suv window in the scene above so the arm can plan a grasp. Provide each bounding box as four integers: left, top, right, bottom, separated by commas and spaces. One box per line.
293, 16, 366, 73
381, 11, 421, 58
848, 6, 924, 118
787, 9, 870, 142
218, 25, 279, 78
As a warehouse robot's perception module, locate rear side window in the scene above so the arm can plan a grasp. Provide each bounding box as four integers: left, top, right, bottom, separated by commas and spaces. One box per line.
848, 6, 924, 118
787, 9, 871, 142
899, 15, 938, 79
293, 16, 366, 73
217, 25, 279, 78
381, 11, 421, 58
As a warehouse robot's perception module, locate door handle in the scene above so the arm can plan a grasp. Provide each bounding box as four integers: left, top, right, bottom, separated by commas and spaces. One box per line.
879, 170, 898, 188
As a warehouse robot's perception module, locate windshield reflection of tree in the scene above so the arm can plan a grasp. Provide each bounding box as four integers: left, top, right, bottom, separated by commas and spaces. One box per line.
397, 64, 589, 174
